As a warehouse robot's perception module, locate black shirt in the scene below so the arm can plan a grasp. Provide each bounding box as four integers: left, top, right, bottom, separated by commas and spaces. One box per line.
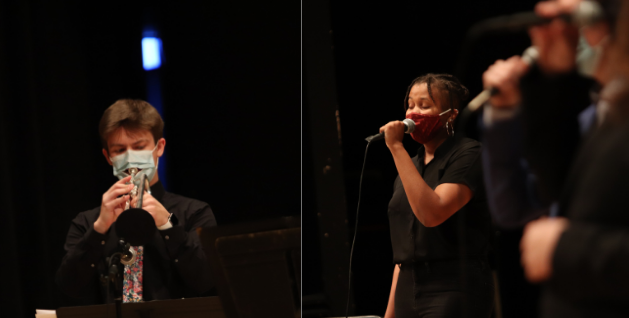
388, 137, 492, 263
56, 180, 217, 304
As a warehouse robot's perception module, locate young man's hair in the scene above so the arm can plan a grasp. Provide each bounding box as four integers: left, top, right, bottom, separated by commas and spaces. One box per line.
403, 73, 470, 111
99, 99, 164, 151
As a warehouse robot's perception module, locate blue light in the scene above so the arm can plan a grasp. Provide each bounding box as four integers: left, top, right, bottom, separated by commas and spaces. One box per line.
142, 37, 162, 71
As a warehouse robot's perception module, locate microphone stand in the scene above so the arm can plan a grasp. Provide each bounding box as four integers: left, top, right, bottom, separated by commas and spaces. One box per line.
106, 249, 124, 318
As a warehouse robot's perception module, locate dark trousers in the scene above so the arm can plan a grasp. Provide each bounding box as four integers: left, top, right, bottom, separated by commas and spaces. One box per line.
394, 259, 494, 318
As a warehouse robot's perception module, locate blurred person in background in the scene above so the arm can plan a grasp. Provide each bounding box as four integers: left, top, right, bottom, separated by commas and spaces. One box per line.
479, 1, 615, 316
481, 0, 616, 230
481, 0, 629, 316
520, 0, 629, 315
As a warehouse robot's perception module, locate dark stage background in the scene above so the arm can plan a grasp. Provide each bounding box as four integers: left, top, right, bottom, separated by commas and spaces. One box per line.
0, 0, 299, 316
304, 0, 543, 317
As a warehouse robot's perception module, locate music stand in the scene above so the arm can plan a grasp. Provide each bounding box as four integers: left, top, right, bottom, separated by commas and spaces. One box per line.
56, 296, 225, 318
200, 217, 301, 318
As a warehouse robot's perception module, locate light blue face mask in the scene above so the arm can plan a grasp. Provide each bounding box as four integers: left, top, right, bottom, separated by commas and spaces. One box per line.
576, 34, 608, 78
110, 144, 159, 183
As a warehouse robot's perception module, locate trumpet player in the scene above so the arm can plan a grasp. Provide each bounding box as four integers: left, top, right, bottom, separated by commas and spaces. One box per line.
56, 99, 216, 304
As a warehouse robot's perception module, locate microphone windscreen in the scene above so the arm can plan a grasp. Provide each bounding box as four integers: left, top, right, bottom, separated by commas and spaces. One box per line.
403, 118, 416, 133
521, 46, 539, 65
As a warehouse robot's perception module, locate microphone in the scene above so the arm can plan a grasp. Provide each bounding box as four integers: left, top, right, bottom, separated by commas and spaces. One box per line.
365, 118, 415, 142
467, 46, 540, 112
467, 0, 604, 37
120, 242, 137, 266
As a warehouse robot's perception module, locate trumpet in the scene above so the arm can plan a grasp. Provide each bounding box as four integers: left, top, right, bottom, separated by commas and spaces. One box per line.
124, 167, 151, 211
118, 169, 152, 266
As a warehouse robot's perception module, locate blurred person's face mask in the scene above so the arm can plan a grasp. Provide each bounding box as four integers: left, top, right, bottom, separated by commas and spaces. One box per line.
110, 144, 159, 183
406, 109, 451, 144
577, 34, 608, 78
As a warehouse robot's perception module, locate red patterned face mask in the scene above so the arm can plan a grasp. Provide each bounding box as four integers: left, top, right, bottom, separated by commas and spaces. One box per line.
406, 109, 451, 144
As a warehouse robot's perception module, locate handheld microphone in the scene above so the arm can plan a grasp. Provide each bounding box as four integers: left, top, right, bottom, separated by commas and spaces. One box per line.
467, 46, 540, 112
365, 118, 415, 142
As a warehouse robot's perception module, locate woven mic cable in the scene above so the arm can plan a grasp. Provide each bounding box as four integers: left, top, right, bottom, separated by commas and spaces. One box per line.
345, 139, 373, 318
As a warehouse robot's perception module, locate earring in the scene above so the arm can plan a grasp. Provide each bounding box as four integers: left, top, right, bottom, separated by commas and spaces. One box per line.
446, 121, 454, 136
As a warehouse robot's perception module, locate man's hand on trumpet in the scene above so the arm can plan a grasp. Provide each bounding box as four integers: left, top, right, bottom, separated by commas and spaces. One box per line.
94, 175, 133, 234
130, 191, 171, 227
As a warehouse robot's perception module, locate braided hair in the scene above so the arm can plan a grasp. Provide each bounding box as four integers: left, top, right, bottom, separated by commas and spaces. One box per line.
403, 73, 470, 112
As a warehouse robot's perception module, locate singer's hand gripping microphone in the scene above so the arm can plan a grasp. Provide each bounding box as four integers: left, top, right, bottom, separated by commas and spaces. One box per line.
467, 46, 540, 112
365, 118, 416, 142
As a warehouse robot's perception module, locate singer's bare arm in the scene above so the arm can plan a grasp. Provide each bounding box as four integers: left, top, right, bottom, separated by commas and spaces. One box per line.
380, 121, 473, 227
384, 265, 400, 318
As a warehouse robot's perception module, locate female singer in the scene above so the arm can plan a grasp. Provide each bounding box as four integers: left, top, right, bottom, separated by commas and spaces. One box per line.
381, 74, 494, 318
